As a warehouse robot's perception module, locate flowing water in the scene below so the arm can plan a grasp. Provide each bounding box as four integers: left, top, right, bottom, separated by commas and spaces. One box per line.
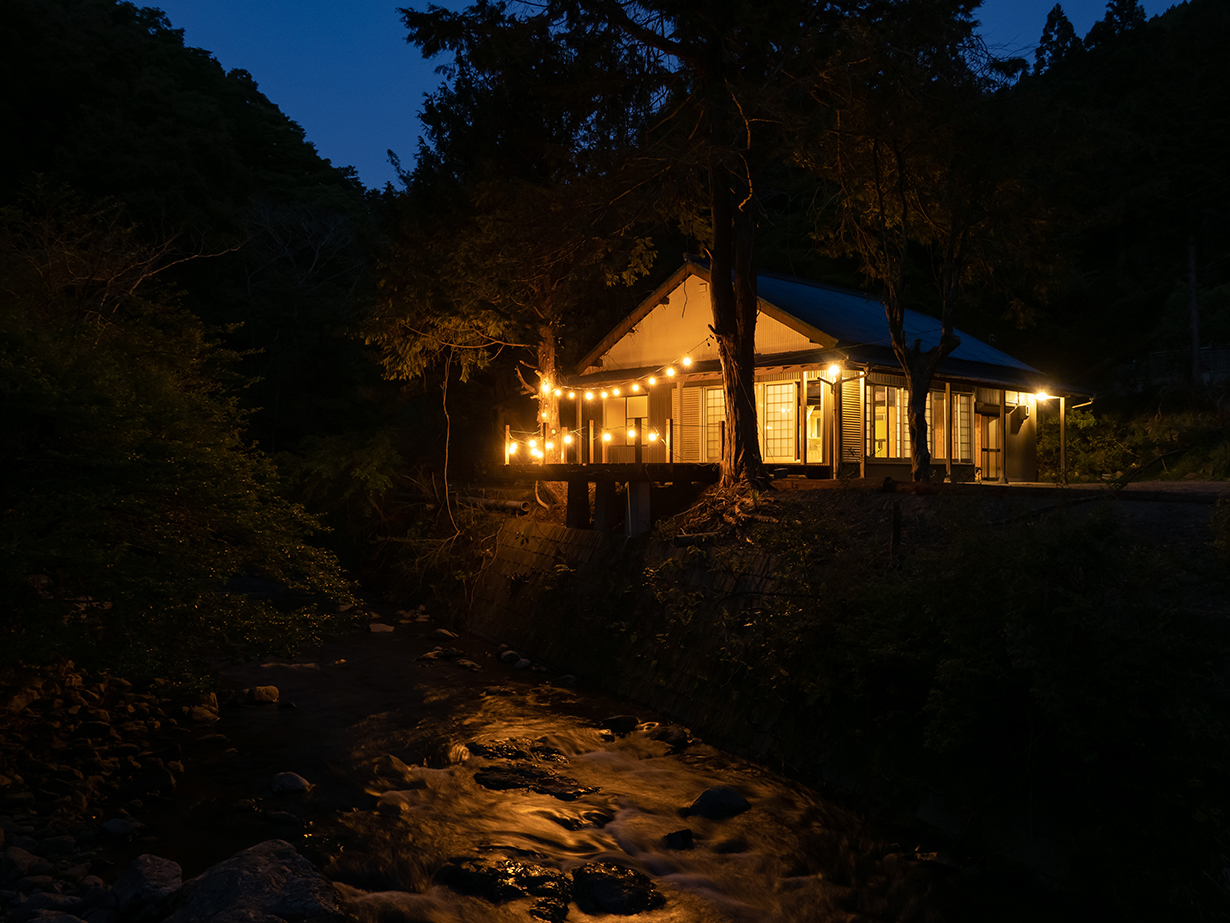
121, 619, 954, 922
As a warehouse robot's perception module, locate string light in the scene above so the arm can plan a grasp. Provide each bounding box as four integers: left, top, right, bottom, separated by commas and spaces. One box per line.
631, 383, 640, 392
541, 381, 551, 394
666, 367, 676, 377
553, 388, 562, 397
528, 438, 538, 448
545, 441, 554, 450
648, 377, 656, 386
567, 391, 575, 399
627, 428, 636, 439
563, 434, 573, 445
585, 391, 594, 400
648, 431, 659, 442
613, 387, 621, 396
508, 443, 518, 455
602, 432, 612, 442
600, 390, 609, 399
681, 356, 692, 367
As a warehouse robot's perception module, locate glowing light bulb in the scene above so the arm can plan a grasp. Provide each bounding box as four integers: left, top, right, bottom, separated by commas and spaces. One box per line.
541, 381, 550, 394
585, 391, 594, 401
528, 438, 538, 448
567, 391, 575, 399
627, 428, 636, 439
827, 363, 842, 379
600, 390, 609, 399
681, 356, 692, 367
553, 389, 562, 397
508, 443, 518, 455
602, 432, 612, 442
613, 387, 621, 396
540, 412, 547, 420
1034, 391, 1051, 401
563, 434, 573, 445
666, 367, 676, 377
648, 431, 658, 442
546, 441, 554, 450
631, 383, 640, 392
648, 377, 657, 386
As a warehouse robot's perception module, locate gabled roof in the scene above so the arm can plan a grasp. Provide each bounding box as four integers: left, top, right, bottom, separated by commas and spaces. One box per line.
577, 261, 1037, 376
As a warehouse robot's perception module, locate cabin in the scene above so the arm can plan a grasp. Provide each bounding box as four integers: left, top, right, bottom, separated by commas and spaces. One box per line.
504, 260, 1076, 532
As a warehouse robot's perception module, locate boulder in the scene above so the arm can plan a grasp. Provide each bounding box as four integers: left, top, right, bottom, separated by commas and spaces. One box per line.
499, 650, 521, 665
430, 628, 459, 640
100, 818, 141, 839
162, 839, 342, 923
662, 829, 694, 850
244, 687, 280, 705
570, 862, 664, 915
270, 772, 312, 794
368, 624, 394, 633
2, 846, 39, 883
684, 786, 750, 820
602, 715, 640, 737
112, 854, 182, 916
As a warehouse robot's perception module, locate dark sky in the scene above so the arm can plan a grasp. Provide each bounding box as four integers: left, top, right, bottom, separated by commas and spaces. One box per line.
151, 0, 1170, 190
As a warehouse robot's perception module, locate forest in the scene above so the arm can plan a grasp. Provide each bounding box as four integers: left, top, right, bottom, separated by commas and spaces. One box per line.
1, 0, 1228, 916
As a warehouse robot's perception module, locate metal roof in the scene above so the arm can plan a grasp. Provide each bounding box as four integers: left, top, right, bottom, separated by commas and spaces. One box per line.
755, 271, 1038, 373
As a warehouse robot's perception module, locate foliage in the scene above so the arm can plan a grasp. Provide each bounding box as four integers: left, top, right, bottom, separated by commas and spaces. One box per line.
0, 194, 353, 681
1036, 406, 1230, 482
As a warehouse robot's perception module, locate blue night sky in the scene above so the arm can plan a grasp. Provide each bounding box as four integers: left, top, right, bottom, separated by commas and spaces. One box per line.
151, 0, 1173, 190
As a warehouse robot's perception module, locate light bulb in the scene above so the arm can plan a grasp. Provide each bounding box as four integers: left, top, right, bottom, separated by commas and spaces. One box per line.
585, 391, 594, 401
681, 356, 692, 367
666, 367, 676, 377
553, 389, 562, 397
648, 432, 658, 442
563, 434, 573, 445
627, 428, 636, 439
613, 387, 621, 396
567, 391, 575, 399
631, 383, 640, 392
602, 432, 612, 442
508, 443, 518, 455
600, 391, 609, 399
648, 377, 656, 386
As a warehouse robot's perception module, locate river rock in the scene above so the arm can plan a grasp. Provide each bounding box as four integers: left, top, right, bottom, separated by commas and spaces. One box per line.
430, 628, 459, 640
472, 765, 596, 801
9, 891, 87, 921
602, 715, 640, 736
455, 659, 481, 672
650, 724, 692, 751
161, 840, 341, 923
368, 623, 394, 633
270, 772, 312, 794
513, 659, 532, 670
244, 686, 280, 704
112, 853, 182, 916
2, 845, 38, 883
663, 828, 694, 850
435, 858, 570, 922
684, 786, 750, 819
100, 817, 141, 839
570, 862, 665, 915
499, 650, 521, 665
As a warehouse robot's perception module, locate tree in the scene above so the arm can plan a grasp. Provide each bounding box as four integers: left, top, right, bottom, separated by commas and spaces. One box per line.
1085, 0, 1147, 51
1034, 4, 1081, 74
807, 2, 1034, 481
0, 191, 352, 678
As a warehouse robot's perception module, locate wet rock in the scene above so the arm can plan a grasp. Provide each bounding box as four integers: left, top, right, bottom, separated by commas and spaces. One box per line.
684, 785, 750, 819
430, 629, 459, 640
270, 772, 312, 794
368, 623, 394, 633
472, 765, 597, 801
663, 828, 694, 850
162, 839, 342, 923
37, 835, 76, 858
602, 715, 640, 737
435, 858, 570, 921
2, 846, 39, 882
415, 650, 442, 662
9, 890, 87, 921
513, 659, 532, 670
100, 818, 141, 839
571, 862, 664, 915
455, 659, 482, 672
243, 686, 280, 705
499, 650, 521, 665
438, 648, 464, 660
187, 707, 217, 725
650, 724, 692, 751
112, 854, 182, 917
466, 738, 566, 763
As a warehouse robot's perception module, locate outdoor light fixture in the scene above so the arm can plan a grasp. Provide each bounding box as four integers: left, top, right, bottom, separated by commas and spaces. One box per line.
602, 432, 612, 442
666, 367, 676, 377
545, 441, 554, 450
528, 438, 538, 448
1035, 391, 1051, 401
553, 389, 562, 397
648, 431, 658, 442
567, 391, 575, 399
631, 383, 640, 392
563, 434, 573, 445
627, 428, 636, 439
682, 356, 692, 367
827, 363, 842, 379
508, 442, 518, 455
585, 391, 594, 400
613, 387, 621, 396
648, 377, 657, 386
600, 390, 609, 399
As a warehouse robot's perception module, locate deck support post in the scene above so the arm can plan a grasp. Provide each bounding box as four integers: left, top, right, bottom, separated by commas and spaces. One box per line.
593, 479, 618, 531
566, 478, 590, 529
625, 481, 651, 537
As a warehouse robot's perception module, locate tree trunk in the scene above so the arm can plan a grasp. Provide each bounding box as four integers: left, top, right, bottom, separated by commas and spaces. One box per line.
537, 322, 561, 460
709, 156, 767, 488
904, 361, 933, 483
1189, 229, 1201, 391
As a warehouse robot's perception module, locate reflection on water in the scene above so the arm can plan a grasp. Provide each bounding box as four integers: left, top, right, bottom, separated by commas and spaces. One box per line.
320, 683, 942, 922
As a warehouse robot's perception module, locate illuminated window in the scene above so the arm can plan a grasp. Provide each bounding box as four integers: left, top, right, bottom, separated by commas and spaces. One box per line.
704, 387, 725, 461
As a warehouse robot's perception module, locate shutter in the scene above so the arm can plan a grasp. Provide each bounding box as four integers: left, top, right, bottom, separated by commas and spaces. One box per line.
841, 378, 863, 462
673, 386, 701, 462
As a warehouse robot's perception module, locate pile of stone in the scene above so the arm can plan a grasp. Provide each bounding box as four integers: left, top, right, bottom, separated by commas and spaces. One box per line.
0, 661, 216, 921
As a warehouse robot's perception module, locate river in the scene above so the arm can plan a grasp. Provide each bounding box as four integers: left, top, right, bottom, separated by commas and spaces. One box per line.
119, 614, 957, 921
